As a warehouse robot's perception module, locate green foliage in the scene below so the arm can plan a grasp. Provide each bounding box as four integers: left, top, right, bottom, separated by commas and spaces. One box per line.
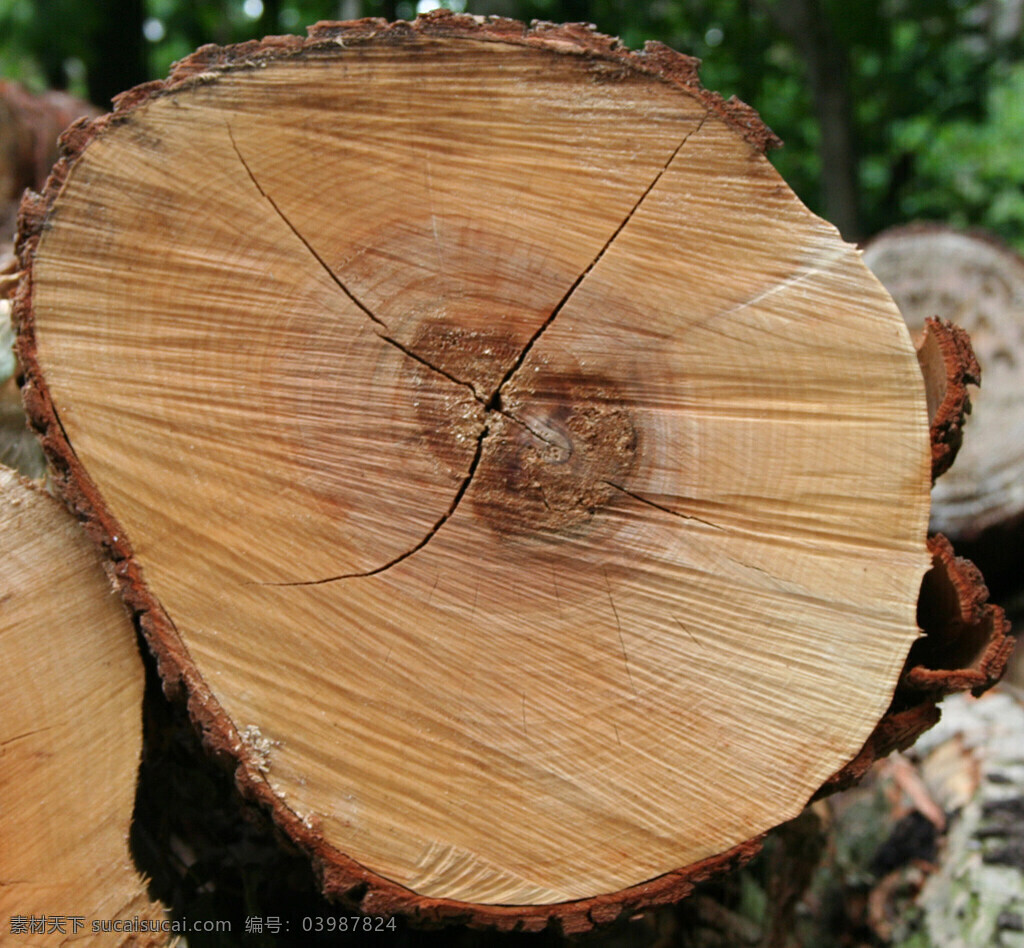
0, 0, 100, 96
842, 0, 1023, 239
894, 62, 1024, 248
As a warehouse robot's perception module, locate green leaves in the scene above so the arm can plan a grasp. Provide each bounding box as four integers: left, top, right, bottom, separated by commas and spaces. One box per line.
894, 63, 1024, 248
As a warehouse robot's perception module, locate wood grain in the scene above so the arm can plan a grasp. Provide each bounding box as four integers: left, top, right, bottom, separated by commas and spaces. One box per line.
15, 12, 937, 920
0, 468, 166, 945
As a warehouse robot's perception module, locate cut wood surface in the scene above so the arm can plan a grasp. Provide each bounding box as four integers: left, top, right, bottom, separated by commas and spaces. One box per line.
13, 12, 975, 928
863, 224, 1024, 539
0, 467, 167, 945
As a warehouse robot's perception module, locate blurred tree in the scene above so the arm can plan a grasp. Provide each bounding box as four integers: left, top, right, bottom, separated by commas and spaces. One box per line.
90, 0, 146, 106
0, 0, 145, 106
894, 61, 1024, 248
761, 0, 859, 238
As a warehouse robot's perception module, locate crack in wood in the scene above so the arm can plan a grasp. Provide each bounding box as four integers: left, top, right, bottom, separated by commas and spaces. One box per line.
237, 116, 705, 585
605, 481, 724, 531
483, 114, 708, 409
458, 116, 708, 456
604, 567, 636, 696
256, 420, 491, 586
227, 125, 383, 328
226, 125, 479, 401
0, 725, 54, 749
674, 615, 703, 651
49, 404, 81, 465
607, 483, 792, 590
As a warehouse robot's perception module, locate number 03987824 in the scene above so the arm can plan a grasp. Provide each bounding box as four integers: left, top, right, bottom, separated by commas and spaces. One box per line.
301, 916, 397, 933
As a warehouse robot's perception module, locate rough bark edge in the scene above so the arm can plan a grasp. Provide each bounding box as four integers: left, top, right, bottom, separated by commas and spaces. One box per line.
24, 11, 781, 160
904, 534, 1015, 696
814, 315, 1010, 798
915, 317, 981, 483
817, 534, 1014, 799
165, 11, 781, 153
10, 15, 1004, 931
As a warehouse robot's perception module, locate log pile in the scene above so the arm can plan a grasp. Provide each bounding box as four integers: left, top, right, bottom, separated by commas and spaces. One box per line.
3, 12, 1015, 934
790, 687, 1024, 948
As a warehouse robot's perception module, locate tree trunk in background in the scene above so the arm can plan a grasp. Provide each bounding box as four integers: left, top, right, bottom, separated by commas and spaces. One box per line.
88, 0, 147, 108
766, 0, 861, 240
0, 81, 99, 225
258, 0, 283, 39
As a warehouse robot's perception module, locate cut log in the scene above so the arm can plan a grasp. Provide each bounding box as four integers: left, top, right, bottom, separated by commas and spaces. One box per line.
0, 467, 167, 944
862, 224, 1024, 541
11, 12, 1009, 930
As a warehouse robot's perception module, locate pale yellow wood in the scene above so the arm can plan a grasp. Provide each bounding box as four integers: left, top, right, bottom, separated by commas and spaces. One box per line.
0, 468, 167, 945
28, 35, 932, 904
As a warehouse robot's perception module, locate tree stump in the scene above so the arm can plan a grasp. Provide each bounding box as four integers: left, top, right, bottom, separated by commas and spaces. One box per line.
11, 13, 1011, 931
0, 468, 167, 945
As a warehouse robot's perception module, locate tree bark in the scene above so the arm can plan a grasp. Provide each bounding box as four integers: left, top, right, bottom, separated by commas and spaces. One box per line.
864, 225, 1024, 620
864, 225, 1024, 540
11, 12, 1012, 930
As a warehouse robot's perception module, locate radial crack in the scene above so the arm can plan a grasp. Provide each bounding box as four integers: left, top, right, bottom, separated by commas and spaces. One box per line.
240, 114, 707, 586
257, 422, 490, 587
604, 568, 636, 696
0, 725, 54, 748
228, 125, 383, 328
375, 329, 480, 398
227, 125, 478, 400
606, 481, 723, 531
486, 113, 708, 407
